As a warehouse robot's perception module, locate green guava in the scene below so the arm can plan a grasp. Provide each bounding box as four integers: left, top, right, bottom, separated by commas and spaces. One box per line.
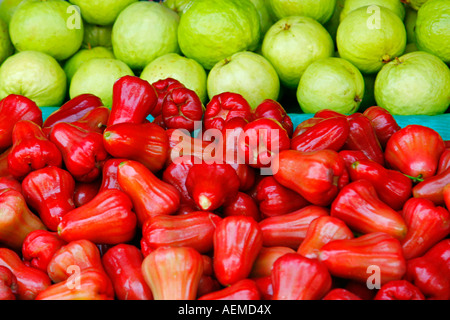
177, 0, 261, 70
268, 0, 337, 24
336, 6, 407, 74
9, 0, 84, 61
262, 16, 334, 89
404, 6, 418, 44
82, 23, 113, 50
69, 0, 138, 26
0, 19, 13, 65
0, 51, 67, 107
297, 57, 365, 114
249, 0, 276, 36
207, 51, 280, 109
162, 0, 193, 16
63, 46, 115, 83
340, 0, 406, 22
415, 0, 450, 64
140, 53, 207, 103
112, 1, 180, 71
69, 58, 134, 107
374, 51, 450, 115
404, 42, 419, 54
0, 0, 24, 25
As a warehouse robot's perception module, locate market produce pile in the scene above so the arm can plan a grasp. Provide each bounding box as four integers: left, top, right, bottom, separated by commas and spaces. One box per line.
0, 0, 449, 301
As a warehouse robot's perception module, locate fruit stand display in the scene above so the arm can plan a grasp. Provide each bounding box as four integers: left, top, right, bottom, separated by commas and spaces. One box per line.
0, 0, 449, 303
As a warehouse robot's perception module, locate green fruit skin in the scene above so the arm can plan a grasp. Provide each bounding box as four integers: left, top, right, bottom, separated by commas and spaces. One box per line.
162, 0, 193, 16
262, 16, 335, 89
69, 0, 138, 26
83, 23, 113, 50
248, 0, 275, 36
178, 0, 261, 70
9, 0, 84, 61
269, 0, 337, 24
112, 1, 180, 71
297, 57, 365, 114
0, 0, 24, 25
407, 0, 430, 10
207, 51, 280, 109
0, 51, 67, 107
336, 6, 407, 74
374, 51, 450, 115
0, 19, 14, 65
69, 58, 134, 108
340, 0, 406, 22
140, 53, 207, 103
415, 0, 450, 64
64, 46, 115, 82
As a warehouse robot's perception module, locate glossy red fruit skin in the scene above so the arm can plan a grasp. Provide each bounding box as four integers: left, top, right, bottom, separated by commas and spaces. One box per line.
98, 158, 127, 193
103, 122, 169, 173
373, 280, 425, 300
339, 150, 369, 170
151, 78, 185, 117
141, 211, 222, 254
0, 247, 51, 300
0, 176, 22, 193
238, 118, 291, 169
438, 149, 450, 174
271, 253, 332, 300
445, 184, 450, 210
35, 268, 114, 300
249, 246, 296, 279
49, 122, 109, 183
0, 189, 46, 251
385, 125, 446, 180
401, 198, 450, 260
21, 167, 76, 231
322, 288, 362, 300
21, 230, 66, 273
107, 75, 158, 126
162, 155, 197, 206
412, 167, 450, 206
68, 106, 110, 134
343, 113, 385, 166
141, 246, 204, 300
57, 189, 137, 245
349, 159, 412, 211
273, 149, 349, 207
259, 205, 330, 249
0, 148, 11, 177
0, 94, 43, 152
102, 244, 153, 300
291, 116, 350, 153
331, 179, 408, 240
318, 232, 406, 285
162, 87, 204, 132
43, 94, 103, 129
73, 179, 101, 208
185, 162, 240, 212
362, 106, 401, 149
46, 239, 106, 283
253, 99, 293, 137
297, 215, 354, 260
204, 92, 253, 132
222, 192, 261, 222
7, 120, 62, 180
198, 279, 261, 300
0, 265, 18, 300
254, 176, 310, 219
213, 216, 263, 286
404, 239, 450, 300
117, 160, 181, 227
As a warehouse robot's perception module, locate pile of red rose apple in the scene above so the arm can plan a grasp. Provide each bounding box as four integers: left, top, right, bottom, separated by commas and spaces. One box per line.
0, 75, 449, 301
